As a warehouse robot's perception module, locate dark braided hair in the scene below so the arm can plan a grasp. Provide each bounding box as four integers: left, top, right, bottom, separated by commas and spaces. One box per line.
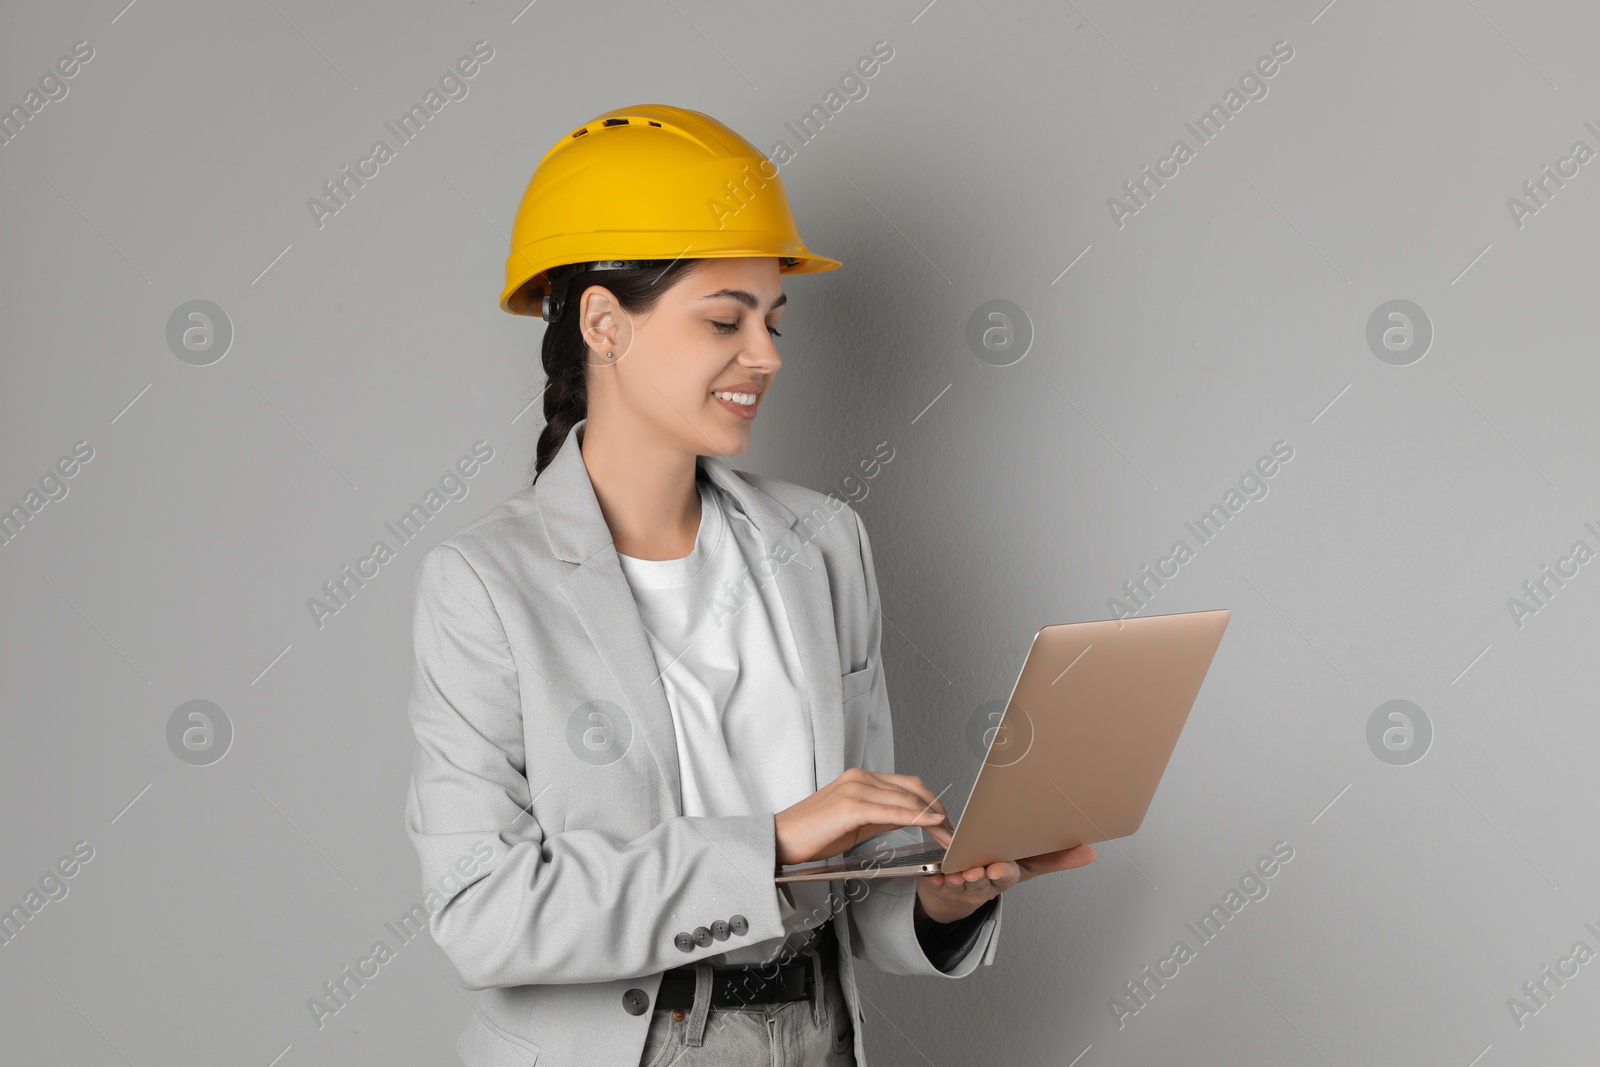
529, 259, 706, 484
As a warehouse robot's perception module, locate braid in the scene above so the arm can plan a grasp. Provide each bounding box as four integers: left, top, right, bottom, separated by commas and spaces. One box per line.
530, 328, 587, 485
525, 259, 705, 485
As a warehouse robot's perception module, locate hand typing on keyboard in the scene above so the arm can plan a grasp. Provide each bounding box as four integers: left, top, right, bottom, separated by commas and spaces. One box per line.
773, 767, 953, 866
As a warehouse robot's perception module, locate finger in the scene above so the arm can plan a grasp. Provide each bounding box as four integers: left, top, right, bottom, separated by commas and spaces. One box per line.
850, 802, 946, 842
865, 785, 949, 828
1028, 843, 1095, 868
855, 772, 950, 822
850, 792, 950, 831
988, 861, 1021, 888
1014, 844, 1096, 883
1053, 844, 1096, 869
952, 867, 990, 890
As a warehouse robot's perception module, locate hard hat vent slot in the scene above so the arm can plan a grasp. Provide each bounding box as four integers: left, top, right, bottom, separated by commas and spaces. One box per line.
603, 118, 629, 127
648, 121, 661, 127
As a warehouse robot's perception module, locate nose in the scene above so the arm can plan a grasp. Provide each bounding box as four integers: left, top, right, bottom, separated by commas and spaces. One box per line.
742, 329, 782, 375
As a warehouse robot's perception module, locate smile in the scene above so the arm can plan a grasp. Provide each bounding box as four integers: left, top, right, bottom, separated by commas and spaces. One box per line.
712, 391, 759, 419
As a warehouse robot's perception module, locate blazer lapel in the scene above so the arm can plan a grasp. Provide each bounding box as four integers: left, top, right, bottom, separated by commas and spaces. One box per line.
700, 453, 846, 795
536, 421, 685, 814
536, 419, 847, 817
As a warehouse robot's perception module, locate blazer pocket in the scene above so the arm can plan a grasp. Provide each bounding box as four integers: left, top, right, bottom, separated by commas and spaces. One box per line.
840, 660, 876, 703
456, 1009, 542, 1066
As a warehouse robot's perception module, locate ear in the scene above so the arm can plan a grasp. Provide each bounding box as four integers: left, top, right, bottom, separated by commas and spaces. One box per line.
578, 284, 624, 354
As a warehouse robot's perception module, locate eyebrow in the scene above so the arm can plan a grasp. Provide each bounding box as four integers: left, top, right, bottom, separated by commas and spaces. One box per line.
698, 289, 787, 311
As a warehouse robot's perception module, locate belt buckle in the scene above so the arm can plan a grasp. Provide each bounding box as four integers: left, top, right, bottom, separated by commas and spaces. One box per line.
784, 953, 815, 1003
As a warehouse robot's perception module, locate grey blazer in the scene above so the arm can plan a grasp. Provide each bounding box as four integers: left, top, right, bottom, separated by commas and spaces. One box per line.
403, 419, 1004, 1067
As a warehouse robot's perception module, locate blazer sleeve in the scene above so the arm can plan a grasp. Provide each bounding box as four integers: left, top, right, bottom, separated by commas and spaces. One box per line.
839, 507, 1005, 979
402, 543, 789, 990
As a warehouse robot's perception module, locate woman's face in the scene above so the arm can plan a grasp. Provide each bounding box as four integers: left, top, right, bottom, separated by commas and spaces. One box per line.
580, 256, 786, 457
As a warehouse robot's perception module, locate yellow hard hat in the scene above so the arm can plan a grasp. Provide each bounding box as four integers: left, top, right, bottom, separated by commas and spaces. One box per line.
500, 103, 842, 318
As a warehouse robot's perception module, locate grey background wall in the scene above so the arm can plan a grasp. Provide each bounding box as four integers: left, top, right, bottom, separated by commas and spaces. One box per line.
4, 0, 1598, 1063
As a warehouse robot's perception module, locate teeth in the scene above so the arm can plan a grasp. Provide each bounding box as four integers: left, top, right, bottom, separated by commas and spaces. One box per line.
713, 390, 757, 406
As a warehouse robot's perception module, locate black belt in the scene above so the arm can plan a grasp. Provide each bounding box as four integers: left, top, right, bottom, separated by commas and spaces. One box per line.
656, 920, 836, 1011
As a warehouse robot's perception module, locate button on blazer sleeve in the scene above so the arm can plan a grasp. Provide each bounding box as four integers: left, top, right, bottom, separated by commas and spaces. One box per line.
402, 543, 787, 989
839, 507, 1004, 978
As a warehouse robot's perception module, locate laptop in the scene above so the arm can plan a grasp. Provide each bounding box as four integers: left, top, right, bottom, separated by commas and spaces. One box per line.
775, 608, 1230, 883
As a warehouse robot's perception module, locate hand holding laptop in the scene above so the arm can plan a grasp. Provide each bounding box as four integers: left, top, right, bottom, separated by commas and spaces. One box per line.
911, 821, 1098, 924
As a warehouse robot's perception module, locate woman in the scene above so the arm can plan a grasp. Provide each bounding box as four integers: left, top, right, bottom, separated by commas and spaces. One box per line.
403, 104, 1095, 1067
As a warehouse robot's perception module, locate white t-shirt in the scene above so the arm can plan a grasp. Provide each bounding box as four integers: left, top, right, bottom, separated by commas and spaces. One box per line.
616, 472, 833, 966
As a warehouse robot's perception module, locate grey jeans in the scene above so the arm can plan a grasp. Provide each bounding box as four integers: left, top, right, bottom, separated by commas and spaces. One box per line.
637, 940, 857, 1067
